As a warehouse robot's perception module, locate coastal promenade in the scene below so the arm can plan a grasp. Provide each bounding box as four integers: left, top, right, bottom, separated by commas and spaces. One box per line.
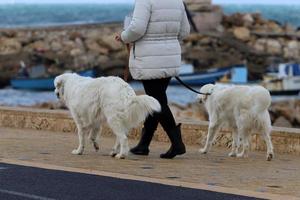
0, 107, 300, 199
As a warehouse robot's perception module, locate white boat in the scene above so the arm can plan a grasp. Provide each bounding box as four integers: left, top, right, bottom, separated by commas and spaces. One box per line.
217, 64, 300, 96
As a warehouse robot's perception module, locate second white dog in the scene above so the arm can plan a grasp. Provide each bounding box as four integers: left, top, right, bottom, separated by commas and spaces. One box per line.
54, 73, 161, 159
197, 84, 274, 161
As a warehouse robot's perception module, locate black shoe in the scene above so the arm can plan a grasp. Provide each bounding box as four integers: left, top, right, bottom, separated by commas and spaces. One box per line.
130, 128, 154, 156
130, 146, 150, 155
160, 124, 186, 159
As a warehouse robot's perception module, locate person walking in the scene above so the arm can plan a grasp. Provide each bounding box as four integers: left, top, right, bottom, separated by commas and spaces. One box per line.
115, 0, 190, 159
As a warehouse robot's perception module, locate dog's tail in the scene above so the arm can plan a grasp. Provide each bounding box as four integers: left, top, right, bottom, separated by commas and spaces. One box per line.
126, 95, 161, 128
251, 86, 271, 113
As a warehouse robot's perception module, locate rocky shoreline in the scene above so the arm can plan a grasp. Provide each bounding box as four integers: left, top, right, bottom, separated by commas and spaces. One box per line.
0, 23, 123, 87
1, 4, 300, 86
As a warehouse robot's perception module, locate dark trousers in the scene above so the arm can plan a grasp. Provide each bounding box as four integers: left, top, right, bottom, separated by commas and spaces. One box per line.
142, 78, 176, 134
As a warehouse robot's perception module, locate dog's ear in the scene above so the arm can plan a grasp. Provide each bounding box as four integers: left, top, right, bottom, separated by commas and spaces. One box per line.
54, 75, 65, 88
200, 84, 215, 94
208, 86, 214, 94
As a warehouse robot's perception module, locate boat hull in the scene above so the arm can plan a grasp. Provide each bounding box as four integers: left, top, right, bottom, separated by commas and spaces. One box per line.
10, 69, 96, 90
170, 66, 232, 86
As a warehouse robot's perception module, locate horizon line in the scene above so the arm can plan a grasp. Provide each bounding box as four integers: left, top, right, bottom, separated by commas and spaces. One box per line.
0, 2, 300, 5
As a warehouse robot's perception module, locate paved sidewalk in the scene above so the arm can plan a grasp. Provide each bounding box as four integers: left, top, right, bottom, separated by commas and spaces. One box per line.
0, 127, 300, 199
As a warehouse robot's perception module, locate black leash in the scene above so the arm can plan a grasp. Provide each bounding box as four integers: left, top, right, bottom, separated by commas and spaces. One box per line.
175, 76, 211, 95
183, 2, 198, 33
180, 4, 212, 95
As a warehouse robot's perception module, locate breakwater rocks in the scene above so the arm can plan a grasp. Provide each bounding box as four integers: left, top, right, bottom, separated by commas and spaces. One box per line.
1, 10, 300, 86
183, 12, 300, 79
0, 23, 124, 86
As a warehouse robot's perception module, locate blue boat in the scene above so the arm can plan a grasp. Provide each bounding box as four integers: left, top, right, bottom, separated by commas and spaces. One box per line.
10, 69, 96, 90
170, 65, 241, 86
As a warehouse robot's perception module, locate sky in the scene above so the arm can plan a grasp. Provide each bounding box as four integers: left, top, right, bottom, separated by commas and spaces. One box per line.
1, 0, 300, 4
0, 0, 133, 3
213, 0, 300, 4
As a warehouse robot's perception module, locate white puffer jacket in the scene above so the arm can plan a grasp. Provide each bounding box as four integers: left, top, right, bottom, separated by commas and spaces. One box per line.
121, 0, 190, 80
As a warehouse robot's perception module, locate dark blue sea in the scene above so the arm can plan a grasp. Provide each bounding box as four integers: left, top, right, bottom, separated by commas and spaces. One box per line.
0, 3, 133, 28
0, 3, 300, 28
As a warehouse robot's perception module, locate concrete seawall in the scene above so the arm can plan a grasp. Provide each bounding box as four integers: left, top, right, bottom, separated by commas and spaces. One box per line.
1, 106, 300, 155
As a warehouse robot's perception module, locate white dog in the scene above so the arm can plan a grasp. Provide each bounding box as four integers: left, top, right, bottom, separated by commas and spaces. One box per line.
197, 84, 274, 161
54, 73, 161, 159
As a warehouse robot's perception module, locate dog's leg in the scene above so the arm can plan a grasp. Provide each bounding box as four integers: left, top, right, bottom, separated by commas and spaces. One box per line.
200, 121, 220, 154
108, 118, 129, 159
72, 127, 87, 155
237, 133, 250, 158
228, 128, 239, 157
262, 128, 274, 161
89, 125, 101, 152
115, 134, 129, 159
110, 136, 120, 157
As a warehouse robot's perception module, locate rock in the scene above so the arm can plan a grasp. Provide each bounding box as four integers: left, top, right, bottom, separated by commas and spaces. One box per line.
199, 37, 212, 45
0, 38, 22, 55
273, 116, 293, 128
50, 41, 63, 51
98, 35, 123, 51
74, 38, 84, 48
192, 6, 223, 31
1, 30, 17, 38
267, 21, 283, 33
16, 31, 33, 45
113, 50, 128, 60
70, 48, 83, 57
283, 40, 299, 59
85, 30, 101, 40
69, 31, 83, 40
85, 39, 109, 55
253, 38, 267, 52
215, 24, 225, 33
242, 14, 254, 27
284, 23, 296, 33
26, 40, 50, 52
97, 55, 110, 66
62, 40, 76, 52
222, 13, 244, 27
185, 33, 204, 42
252, 13, 267, 25
266, 39, 282, 55
188, 4, 212, 12
233, 27, 251, 41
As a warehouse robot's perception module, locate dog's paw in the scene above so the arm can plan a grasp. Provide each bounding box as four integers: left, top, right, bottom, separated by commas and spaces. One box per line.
72, 149, 83, 155
109, 151, 117, 157
266, 153, 274, 161
199, 148, 208, 154
93, 142, 100, 152
115, 153, 126, 159
237, 152, 248, 158
228, 152, 237, 157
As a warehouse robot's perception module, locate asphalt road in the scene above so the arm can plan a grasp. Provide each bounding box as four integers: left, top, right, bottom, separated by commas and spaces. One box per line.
0, 163, 263, 200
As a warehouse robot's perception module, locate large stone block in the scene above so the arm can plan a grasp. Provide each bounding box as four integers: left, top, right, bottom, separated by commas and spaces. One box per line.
192, 6, 223, 32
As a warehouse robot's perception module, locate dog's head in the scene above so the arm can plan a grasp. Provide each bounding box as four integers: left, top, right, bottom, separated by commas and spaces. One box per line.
197, 84, 215, 103
54, 73, 72, 102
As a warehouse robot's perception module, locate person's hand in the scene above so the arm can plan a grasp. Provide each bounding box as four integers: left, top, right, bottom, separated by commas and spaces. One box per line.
115, 33, 123, 43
